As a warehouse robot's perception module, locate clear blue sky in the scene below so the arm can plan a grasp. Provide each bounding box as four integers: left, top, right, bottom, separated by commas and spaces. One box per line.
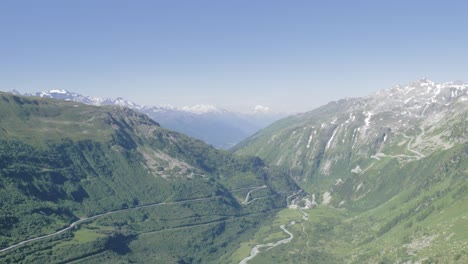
1, 0, 467, 112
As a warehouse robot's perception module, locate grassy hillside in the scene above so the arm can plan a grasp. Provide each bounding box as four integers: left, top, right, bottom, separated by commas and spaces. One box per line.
232, 83, 468, 263
233, 143, 467, 263
0, 93, 299, 263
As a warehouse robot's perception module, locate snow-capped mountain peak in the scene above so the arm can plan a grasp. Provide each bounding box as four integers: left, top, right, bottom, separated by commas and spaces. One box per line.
29, 89, 99, 105
48, 89, 68, 94
253, 105, 271, 114
6, 88, 285, 149
100, 97, 143, 110
181, 104, 223, 114
374, 79, 467, 105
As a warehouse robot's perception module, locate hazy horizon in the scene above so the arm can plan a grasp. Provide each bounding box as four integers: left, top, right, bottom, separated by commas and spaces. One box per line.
1, 1, 468, 113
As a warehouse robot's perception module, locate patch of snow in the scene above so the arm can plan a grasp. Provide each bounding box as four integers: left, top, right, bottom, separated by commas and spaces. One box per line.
335, 178, 344, 186
306, 132, 314, 148
325, 128, 338, 150
351, 128, 359, 149
346, 113, 356, 123
253, 105, 270, 113
351, 165, 362, 173
49, 89, 67, 94
181, 104, 221, 114
356, 183, 363, 192
322, 192, 332, 205
295, 138, 302, 147
320, 159, 332, 175
404, 97, 413, 104
404, 87, 415, 95
364, 111, 373, 128
311, 194, 318, 206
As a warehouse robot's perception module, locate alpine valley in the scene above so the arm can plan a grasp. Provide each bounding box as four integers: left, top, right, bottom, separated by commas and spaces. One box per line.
0, 79, 467, 264
0, 92, 298, 263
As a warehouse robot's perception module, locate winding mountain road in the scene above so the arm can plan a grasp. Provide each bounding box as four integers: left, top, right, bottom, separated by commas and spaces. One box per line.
401, 133, 425, 159
241, 185, 267, 204
230, 185, 267, 193
1, 185, 278, 254
239, 189, 306, 264
0, 196, 220, 254
286, 189, 302, 207
239, 224, 294, 264
369, 133, 426, 164
243, 195, 276, 205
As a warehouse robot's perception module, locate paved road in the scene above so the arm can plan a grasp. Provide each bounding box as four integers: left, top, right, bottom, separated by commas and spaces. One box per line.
242, 185, 267, 204
0, 184, 281, 255
0, 196, 220, 254
239, 224, 294, 264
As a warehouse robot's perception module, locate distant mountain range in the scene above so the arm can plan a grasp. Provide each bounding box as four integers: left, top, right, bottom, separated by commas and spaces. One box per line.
9, 89, 285, 149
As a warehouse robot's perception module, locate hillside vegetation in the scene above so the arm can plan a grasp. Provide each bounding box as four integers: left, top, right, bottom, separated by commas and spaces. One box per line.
233, 80, 468, 263
0, 92, 298, 263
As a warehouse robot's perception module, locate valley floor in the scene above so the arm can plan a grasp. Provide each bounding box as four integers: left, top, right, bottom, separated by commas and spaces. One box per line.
229, 194, 468, 264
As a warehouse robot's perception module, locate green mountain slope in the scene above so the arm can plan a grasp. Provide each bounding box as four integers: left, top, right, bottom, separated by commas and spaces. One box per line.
233, 80, 468, 263
0, 92, 299, 263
